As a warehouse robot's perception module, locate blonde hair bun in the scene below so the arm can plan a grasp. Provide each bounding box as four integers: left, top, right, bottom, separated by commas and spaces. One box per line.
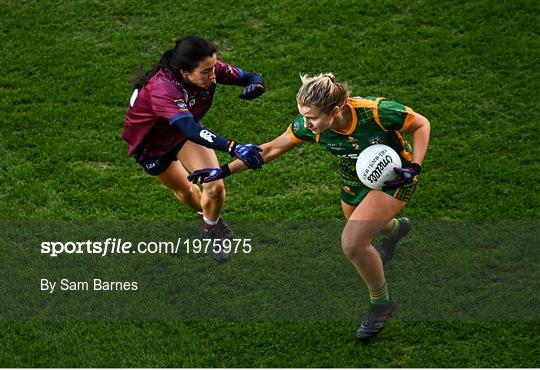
297, 73, 350, 113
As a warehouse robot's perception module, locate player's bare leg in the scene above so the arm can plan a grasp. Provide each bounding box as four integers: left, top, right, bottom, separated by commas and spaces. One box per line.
342, 202, 408, 264
178, 141, 231, 262
156, 160, 202, 212
178, 141, 225, 221
341, 190, 407, 340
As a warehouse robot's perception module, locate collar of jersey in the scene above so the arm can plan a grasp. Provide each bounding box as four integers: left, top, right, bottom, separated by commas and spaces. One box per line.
331, 99, 357, 135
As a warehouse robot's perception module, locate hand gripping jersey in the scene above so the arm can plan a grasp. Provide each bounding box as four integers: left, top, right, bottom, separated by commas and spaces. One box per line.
287, 97, 415, 187
123, 60, 246, 157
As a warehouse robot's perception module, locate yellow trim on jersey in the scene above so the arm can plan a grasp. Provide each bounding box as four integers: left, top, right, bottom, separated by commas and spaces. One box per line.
287, 125, 304, 143
400, 106, 415, 132
396, 131, 413, 162
332, 99, 358, 135
346, 97, 387, 131
315, 132, 320, 143
373, 97, 387, 131
347, 97, 378, 109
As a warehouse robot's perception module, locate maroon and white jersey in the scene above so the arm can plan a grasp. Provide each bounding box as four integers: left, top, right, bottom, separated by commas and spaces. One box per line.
122, 60, 246, 156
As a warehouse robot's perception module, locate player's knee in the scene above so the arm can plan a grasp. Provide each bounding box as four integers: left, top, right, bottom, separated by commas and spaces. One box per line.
341, 230, 369, 260
341, 240, 360, 261
174, 185, 196, 202
203, 181, 225, 200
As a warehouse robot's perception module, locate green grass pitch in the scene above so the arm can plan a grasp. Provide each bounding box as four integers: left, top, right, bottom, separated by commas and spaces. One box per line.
1, 0, 539, 367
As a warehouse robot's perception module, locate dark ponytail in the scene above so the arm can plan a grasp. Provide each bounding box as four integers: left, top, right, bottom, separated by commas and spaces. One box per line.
132, 36, 217, 89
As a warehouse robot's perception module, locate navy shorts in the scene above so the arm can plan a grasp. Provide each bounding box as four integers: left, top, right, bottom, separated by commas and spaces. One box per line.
134, 141, 186, 176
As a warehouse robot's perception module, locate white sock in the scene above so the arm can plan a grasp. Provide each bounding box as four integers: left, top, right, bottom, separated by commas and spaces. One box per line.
203, 216, 219, 225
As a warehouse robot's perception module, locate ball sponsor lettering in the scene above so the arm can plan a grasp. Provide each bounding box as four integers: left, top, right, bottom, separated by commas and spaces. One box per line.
367, 155, 394, 183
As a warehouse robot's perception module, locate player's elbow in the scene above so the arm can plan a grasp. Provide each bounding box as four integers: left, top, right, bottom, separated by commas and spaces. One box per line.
410, 113, 431, 135
418, 113, 430, 128
420, 116, 431, 138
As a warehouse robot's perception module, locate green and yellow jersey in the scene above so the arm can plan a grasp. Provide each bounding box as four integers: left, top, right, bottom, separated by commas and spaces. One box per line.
287, 97, 416, 205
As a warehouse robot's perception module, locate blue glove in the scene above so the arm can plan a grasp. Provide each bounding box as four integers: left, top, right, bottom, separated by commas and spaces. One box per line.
228, 142, 264, 169
188, 165, 231, 184
239, 83, 265, 100
382, 163, 422, 191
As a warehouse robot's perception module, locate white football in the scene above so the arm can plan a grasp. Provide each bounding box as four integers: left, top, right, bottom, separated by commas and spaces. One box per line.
356, 144, 402, 190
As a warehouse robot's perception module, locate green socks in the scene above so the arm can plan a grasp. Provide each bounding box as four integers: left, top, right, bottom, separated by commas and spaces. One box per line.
369, 282, 390, 305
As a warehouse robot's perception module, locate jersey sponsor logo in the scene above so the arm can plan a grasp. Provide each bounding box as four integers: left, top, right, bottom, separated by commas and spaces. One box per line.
337, 153, 360, 159
200, 130, 216, 143
174, 99, 189, 111
156, 76, 182, 87
369, 136, 384, 145
327, 143, 355, 152
347, 136, 358, 143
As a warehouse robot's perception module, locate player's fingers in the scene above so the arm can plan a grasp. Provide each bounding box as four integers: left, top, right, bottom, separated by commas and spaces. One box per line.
188, 170, 209, 184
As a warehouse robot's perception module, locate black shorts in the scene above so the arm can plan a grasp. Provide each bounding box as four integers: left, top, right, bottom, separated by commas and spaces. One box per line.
134, 141, 186, 176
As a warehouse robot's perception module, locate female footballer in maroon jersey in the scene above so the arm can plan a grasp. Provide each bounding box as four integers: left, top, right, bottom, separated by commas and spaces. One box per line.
123, 36, 265, 261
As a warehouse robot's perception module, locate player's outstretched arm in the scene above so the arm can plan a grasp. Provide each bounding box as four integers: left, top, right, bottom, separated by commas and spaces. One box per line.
229, 131, 300, 173
188, 131, 300, 184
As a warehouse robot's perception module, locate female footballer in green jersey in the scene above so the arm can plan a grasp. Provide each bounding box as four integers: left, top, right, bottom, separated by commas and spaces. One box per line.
188, 73, 431, 340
